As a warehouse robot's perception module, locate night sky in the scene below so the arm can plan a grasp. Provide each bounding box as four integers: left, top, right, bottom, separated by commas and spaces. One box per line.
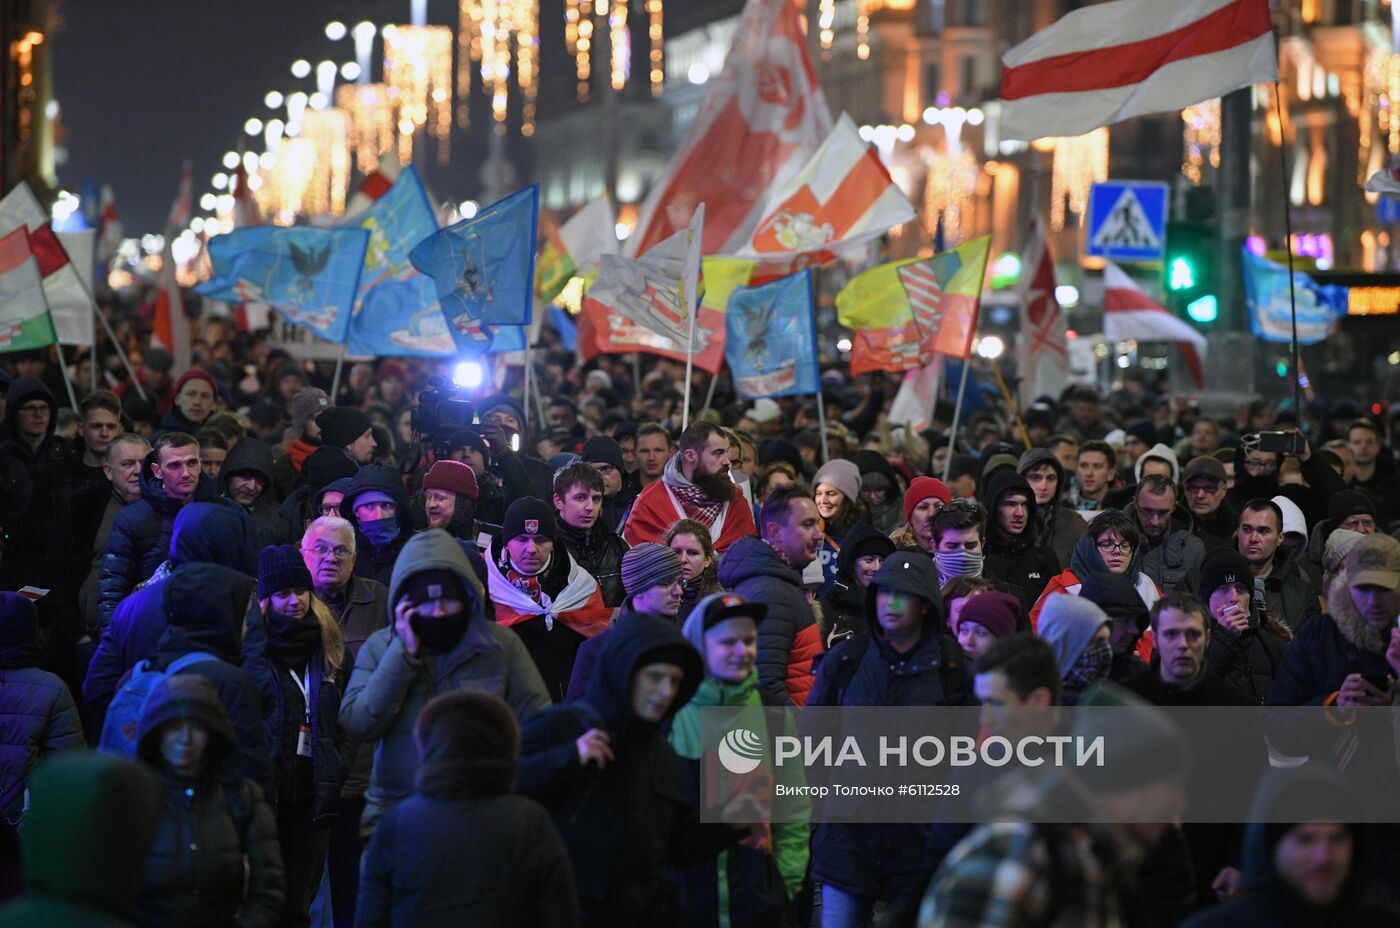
51, 0, 747, 237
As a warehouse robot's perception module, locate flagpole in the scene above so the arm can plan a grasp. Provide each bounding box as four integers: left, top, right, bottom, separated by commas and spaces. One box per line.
88, 293, 147, 403
522, 342, 534, 432
330, 340, 348, 400
1272, 81, 1302, 419
53, 341, 79, 408
681, 299, 698, 433
990, 362, 1032, 449
943, 358, 972, 484
700, 372, 719, 416
815, 387, 830, 466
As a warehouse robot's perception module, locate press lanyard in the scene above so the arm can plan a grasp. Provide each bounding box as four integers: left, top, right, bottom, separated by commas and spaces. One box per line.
289, 664, 313, 757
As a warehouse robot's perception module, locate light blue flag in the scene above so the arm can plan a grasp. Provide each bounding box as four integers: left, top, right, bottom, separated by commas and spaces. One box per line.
409, 185, 539, 355
199, 226, 370, 343
1241, 248, 1347, 345
343, 166, 455, 357
724, 270, 819, 399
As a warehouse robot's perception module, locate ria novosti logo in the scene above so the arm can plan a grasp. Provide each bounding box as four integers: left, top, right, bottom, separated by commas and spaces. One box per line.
717, 728, 765, 774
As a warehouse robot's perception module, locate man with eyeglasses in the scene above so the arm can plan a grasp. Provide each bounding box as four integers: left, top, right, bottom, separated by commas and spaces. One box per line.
1127, 474, 1205, 597
581, 434, 637, 534
297, 513, 388, 924
1181, 456, 1237, 551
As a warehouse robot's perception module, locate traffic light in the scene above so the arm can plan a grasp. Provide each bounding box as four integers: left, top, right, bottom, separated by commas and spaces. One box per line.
1164, 219, 1216, 324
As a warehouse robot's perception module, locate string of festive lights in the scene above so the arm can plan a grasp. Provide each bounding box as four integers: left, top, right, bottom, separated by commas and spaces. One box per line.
646, 0, 663, 95
923, 149, 979, 244
301, 108, 352, 216
1181, 98, 1220, 186
563, 0, 661, 102
1050, 129, 1109, 230
382, 23, 454, 165
456, 0, 542, 135
818, 0, 836, 58
336, 83, 398, 175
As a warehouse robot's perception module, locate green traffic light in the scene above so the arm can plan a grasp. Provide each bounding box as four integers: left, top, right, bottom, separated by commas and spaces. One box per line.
1186, 294, 1218, 323
1168, 256, 1195, 291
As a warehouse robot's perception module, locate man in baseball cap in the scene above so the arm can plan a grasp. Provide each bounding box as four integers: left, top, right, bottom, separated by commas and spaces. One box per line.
1181, 455, 1236, 551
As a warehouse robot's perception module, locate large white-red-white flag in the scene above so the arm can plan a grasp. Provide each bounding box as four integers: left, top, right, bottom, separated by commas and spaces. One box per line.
588, 205, 705, 350
1016, 219, 1067, 405
1103, 260, 1207, 388
628, 0, 832, 257
736, 113, 915, 264
153, 161, 193, 373
998, 0, 1277, 141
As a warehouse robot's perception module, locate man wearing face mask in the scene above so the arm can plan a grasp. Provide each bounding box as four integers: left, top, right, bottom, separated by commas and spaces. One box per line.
341, 529, 551, 841
930, 501, 1029, 620
485, 497, 611, 702
339, 464, 413, 587
1037, 594, 1114, 705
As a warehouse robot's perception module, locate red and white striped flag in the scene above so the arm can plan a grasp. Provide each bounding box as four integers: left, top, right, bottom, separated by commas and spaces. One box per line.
628, 0, 832, 257
97, 184, 124, 265
1016, 219, 1067, 405
998, 0, 1277, 141
737, 114, 915, 263
1103, 260, 1206, 388
153, 161, 193, 373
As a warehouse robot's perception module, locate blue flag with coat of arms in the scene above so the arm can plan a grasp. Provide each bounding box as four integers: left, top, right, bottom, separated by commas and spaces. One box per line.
342, 166, 456, 357
409, 185, 538, 355
198, 226, 370, 343
1241, 248, 1347, 345
724, 270, 818, 399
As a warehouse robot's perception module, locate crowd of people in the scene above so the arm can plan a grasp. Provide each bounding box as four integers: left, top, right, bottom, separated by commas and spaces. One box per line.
1, 319, 1399, 928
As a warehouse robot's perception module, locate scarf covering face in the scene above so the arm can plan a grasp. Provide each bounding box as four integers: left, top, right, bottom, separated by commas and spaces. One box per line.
1064, 640, 1112, 689
360, 515, 400, 549
936, 549, 984, 580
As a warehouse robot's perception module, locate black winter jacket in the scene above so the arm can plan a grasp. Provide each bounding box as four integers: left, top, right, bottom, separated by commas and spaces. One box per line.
133, 674, 283, 928
817, 522, 894, 644
339, 464, 412, 586
981, 470, 1061, 609
0, 633, 84, 821
219, 438, 290, 549
96, 461, 226, 628
1017, 448, 1086, 566
242, 614, 352, 823
1206, 599, 1290, 705
0, 378, 66, 590
557, 519, 629, 608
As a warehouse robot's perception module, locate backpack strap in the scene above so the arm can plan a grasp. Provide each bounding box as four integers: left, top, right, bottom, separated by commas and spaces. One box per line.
167, 651, 220, 674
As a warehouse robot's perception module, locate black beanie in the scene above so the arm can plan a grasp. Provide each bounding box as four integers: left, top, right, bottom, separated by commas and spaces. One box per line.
401, 568, 469, 607
1197, 547, 1255, 600
414, 690, 520, 798
258, 544, 313, 598
317, 406, 373, 449
502, 497, 557, 543
581, 435, 625, 471
1328, 490, 1375, 527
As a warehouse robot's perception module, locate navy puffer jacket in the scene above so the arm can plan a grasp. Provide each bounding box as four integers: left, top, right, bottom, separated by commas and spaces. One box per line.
96, 455, 226, 628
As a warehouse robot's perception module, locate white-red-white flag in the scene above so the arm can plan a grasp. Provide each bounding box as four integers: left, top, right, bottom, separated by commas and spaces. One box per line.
737, 113, 916, 263
998, 0, 1277, 141
154, 161, 193, 373
344, 151, 403, 218
628, 0, 832, 257
1103, 260, 1206, 388
97, 184, 124, 265
1016, 219, 1067, 405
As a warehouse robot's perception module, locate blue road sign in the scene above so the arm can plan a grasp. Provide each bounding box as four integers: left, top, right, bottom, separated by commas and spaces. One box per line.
1086, 181, 1169, 262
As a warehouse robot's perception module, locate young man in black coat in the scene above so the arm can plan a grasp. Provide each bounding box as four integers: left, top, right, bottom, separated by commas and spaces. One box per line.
552, 462, 628, 608
980, 469, 1061, 607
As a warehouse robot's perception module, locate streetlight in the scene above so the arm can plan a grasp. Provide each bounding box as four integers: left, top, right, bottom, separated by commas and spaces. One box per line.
976, 335, 1005, 360
325, 21, 347, 41
222, 151, 240, 169
264, 91, 284, 109
290, 59, 312, 79
340, 61, 361, 81
243, 118, 263, 136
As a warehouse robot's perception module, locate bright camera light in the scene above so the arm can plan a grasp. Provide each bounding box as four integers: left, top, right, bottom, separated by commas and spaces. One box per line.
453, 360, 485, 389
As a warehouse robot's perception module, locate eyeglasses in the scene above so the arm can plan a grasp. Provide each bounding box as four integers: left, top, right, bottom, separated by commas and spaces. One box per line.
1242, 458, 1277, 475
939, 499, 983, 517
1095, 540, 1133, 553
301, 544, 353, 562
16, 404, 49, 417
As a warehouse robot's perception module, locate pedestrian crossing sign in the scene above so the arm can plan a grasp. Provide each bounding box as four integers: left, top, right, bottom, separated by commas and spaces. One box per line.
1086, 181, 1168, 262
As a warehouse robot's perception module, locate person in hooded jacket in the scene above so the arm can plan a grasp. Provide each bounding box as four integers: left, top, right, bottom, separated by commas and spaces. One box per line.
219, 437, 290, 549
1038, 594, 1114, 706
84, 501, 259, 724
849, 449, 904, 535
1183, 767, 1400, 927
806, 553, 971, 924
133, 674, 283, 928
243, 545, 351, 928
0, 377, 68, 593
0, 593, 83, 827
670, 592, 811, 928
818, 523, 894, 647
517, 613, 741, 927
1017, 447, 1086, 566
97, 432, 229, 628
1077, 571, 1151, 683
356, 690, 580, 928
339, 463, 413, 587
0, 753, 161, 928
1124, 474, 1205, 596
142, 562, 270, 788
1229, 431, 1347, 538
1198, 547, 1291, 705
278, 445, 359, 540
980, 469, 1060, 608
340, 529, 552, 839
1029, 510, 1162, 637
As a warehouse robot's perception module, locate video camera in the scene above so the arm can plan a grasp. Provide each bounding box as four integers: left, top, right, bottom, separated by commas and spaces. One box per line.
410, 376, 477, 442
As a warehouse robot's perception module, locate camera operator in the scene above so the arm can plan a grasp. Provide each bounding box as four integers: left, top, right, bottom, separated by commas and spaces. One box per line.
1228, 430, 1348, 535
